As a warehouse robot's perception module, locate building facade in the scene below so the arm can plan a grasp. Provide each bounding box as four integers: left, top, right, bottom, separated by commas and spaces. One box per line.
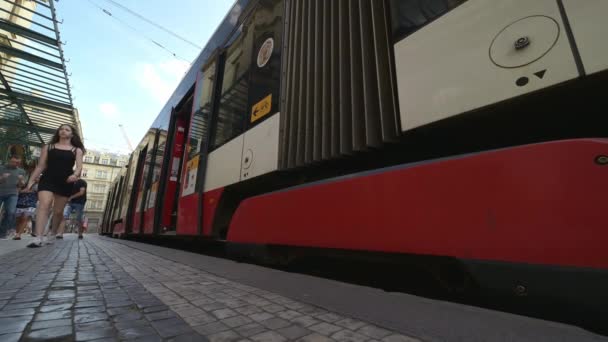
81, 150, 129, 233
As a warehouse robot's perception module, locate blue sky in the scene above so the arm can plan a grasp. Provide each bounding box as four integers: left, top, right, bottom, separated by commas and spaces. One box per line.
55, 0, 235, 154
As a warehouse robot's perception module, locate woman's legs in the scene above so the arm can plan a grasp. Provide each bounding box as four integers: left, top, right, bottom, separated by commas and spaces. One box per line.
34, 191, 53, 237
51, 195, 69, 238
29, 191, 53, 247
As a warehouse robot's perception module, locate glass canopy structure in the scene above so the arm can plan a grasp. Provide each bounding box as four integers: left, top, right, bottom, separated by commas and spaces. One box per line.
0, 0, 79, 156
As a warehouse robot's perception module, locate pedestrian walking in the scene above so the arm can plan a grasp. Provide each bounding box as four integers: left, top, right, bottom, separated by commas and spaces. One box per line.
14, 182, 38, 240
0, 154, 26, 239
57, 178, 87, 239
25, 124, 85, 247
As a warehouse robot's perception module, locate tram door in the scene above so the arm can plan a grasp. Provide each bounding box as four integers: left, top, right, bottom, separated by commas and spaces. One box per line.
156, 106, 189, 234
175, 60, 218, 235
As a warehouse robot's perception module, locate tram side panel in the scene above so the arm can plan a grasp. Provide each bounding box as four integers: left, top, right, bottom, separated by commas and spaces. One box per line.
561, 0, 608, 75
392, 0, 580, 131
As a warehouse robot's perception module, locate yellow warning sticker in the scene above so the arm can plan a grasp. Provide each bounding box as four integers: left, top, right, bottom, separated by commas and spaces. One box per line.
251, 94, 272, 123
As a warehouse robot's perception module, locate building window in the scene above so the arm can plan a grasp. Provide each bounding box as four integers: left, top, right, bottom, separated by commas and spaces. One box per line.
95, 170, 108, 179
101, 159, 109, 165
84, 156, 94, 163
87, 200, 103, 210
110, 159, 117, 166
93, 184, 106, 193
82, 169, 88, 177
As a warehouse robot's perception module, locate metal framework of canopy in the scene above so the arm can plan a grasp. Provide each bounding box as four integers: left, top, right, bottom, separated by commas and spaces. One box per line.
0, 0, 78, 150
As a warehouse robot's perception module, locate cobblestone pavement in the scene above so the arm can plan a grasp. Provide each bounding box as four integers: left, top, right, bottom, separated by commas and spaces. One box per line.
89, 236, 421, 342
0, 235, 37, 257
0, 235, 421, 341
0, 235, 202, 341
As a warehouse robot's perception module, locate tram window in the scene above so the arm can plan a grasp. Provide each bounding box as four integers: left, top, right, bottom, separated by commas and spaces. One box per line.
188, 62, 216, 160
389, 0, 466, 42
211, 23, 253, 150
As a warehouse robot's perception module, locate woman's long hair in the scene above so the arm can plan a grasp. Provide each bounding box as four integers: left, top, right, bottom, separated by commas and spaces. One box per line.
50, 124, 86, 152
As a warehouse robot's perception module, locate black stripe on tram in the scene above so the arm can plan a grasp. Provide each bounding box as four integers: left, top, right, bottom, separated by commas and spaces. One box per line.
556, 0, 586, 77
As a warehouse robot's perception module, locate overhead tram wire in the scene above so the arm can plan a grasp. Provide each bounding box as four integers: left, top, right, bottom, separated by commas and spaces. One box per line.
101, 0, 203, 51
85, 0, 192, 64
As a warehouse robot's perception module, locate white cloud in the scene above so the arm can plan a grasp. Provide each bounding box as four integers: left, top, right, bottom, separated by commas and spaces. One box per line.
99, 102, 120, 119
134, 60, 190, 105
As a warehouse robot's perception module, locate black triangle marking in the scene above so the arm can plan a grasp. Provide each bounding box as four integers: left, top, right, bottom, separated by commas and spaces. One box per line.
534, 69, 547, 79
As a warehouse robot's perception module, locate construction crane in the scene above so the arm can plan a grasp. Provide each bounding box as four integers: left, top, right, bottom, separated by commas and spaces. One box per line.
118, 124, 134, 151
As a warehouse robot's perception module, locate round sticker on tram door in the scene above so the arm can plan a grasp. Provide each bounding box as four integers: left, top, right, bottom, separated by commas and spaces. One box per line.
257, 38, 274, 68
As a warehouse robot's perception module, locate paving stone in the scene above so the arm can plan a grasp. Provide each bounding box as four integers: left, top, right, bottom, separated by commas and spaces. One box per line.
0, 333, 21, 342
235, 305, 263, 316
114, 319, 149, 330
76, 295, 104, 302
260, 317, 291, 330
251, 330, 287, 342
118, 325, 158, 340
208, 330, 241, 342
382, 334, 422, 342
168, 332, 207, 341
277, 310, 303, 320
276, 325, 311, 340
26, 325, 73, 340
106, 300, 134, 308
291, 315, 321, 328
75, 306, 107, 315
191, 297, 215, 307
74, 312, 109, 323
48, 289, 75, 299
0, 293, 14, 300
299, 307, 328, 316
113, 311, 143, 322
39, 303, 73, 312
7, 297, 43, 305
222, 315, 253, 328
75, 300, 104, 308
283, 302, 306, 310
35, 310, 72, 321
201, 302, 228, 311
249, 312, 274, 322
193, 321, 231, 335
15, 290, 45, 299
212, 308, 238, 319
297, 333, 335, 342
78, 286, 100, 291
30, 318, 72, 330
52, 281, 75, 288
151, 317, 194, 338
2, 302, 40, 310
316, 312, 343, 323
75, 327, 115, 341
261, 304, 285, 313
0, 317, 30, 334
183, 313, 217, 326
335, 318, 367, 331
309, 322, 343, 336
0, 308, 35, 317
107, 306, 137, 316
357, 325, 392, 339
176, 307, 206, 318
235, 323, 267, 337
331, 329, 369, 342
145, 310, 177, 321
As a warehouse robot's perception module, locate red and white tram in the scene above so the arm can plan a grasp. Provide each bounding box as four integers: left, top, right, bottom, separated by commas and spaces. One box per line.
101, 0, 608, 315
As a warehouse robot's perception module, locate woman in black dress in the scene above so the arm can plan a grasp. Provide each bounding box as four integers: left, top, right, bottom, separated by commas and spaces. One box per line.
25, 124, 85, 247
